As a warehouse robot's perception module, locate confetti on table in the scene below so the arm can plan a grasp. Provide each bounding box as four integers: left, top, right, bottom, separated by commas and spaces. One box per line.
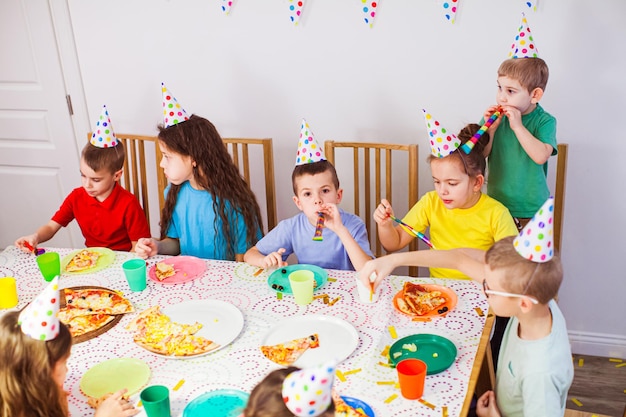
173, 379, 185, 391
384, 394, 398, 404
442, 406, 449, 417
336, 370, 346, 382
474, 307, 484, 317
571, 398, 583, 407
381, 345, 390, 357
323, 296, 329, 304
313, 294, 329, 300
277, 292, 283, 300
616, 363, 626, 368
418, 398, 436, 409
343, 368, 362, 376
578, 358, 584, 367
377, 361, 391, 368
328, 296, 341, 306
609, 358, 623, 362
328, 277, 337, 282
412, 316, 432, 322
253, 268, 264, 277
376, 381, 395, 385
388, 326, 398, 339
137, 401, 143, 408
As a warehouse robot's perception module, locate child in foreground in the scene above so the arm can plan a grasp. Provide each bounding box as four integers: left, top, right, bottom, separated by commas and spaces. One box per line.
244, 120, 373, 271
361, 197, 574, 417
136, 85, 262, 261
0, 277, 138, 417
483, 14, 557, 229
15, 105, 150, 253
374, 113, 517, 279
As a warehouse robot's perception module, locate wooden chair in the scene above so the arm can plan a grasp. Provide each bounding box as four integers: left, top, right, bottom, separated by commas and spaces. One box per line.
324, 141, 419, 276
554, 143, 568, 254
88, 133, 167, 231
222, 138, 277, 233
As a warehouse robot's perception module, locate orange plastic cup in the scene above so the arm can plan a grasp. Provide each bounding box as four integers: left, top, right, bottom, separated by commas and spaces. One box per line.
396, 358, 427, 399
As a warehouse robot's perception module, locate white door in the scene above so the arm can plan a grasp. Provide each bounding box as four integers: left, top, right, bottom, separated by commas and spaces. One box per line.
0, 0, 88, 249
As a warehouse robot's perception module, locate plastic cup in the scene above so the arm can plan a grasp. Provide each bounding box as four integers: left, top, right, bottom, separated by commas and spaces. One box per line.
140, 385, 171, 417
0, 277, 18, 309
355, 272, 379, 304
288, 270, 314, 305
36, 252, 60, 282
122, 259, 147, 292
396, 358, 427, 399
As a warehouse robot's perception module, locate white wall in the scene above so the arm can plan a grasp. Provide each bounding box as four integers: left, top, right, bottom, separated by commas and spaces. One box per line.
66, 0, 626, 356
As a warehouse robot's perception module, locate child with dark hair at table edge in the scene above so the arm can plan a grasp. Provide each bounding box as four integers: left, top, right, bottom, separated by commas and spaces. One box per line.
360, 197, 574, 417
15, 105, 150, 254
244, 119, 373, 271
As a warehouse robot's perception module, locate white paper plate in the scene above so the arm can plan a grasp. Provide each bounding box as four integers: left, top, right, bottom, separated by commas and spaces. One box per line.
145, 299, 244, 359
260, 315, 359, 367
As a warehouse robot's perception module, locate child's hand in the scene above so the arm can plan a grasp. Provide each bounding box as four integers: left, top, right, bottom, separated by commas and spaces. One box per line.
14, 234, 38, 254
373, 199, 394, 226
359, 258, 393, 290
500, 105, 522, 130
318, 203, 343, 232
94, 389, 139, 417
262, 248, 287, 269
484, 105, 504, 135
476, 390, 501, 417
135, 238, 157, 259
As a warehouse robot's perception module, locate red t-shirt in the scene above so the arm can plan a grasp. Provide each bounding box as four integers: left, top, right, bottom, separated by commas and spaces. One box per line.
52, 183, 151, 251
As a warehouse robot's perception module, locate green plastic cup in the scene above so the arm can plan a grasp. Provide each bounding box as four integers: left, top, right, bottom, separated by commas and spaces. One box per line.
122, 259, 147, 292
36, 252, 60, 282
140, 385, 171, 417
288, 270, 314, 305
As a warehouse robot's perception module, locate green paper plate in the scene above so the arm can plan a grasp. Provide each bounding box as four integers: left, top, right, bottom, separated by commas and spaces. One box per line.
183, 389, 249, 417
80, 357, 150, 398
388, 333, 457, 375
267, 264, 328, 294
61, 247, 116, 275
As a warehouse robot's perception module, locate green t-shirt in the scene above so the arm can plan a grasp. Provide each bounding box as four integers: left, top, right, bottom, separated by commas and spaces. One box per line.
487, 104, 558, 218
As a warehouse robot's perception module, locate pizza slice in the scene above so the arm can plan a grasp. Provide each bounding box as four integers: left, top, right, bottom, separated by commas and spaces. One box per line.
260, 334, 320, 366
401, 282, 447, 316
63, 313, 115, 337
63, 288, 134, 316
155, 262, 176, 281
333, 393, 369, 417
65, 249, 101, 272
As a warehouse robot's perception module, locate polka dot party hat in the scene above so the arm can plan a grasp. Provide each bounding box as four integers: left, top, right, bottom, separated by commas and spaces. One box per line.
514, 196, 554, 262
295, 119, 325, 166
288, 0, 305, 25
18, 276, 60, 341
440, 0, 459, 24
90, 105, 118, 148
360, 1, 378, 28
282, 361, 336, 417
162, 83, 190, 128
508, 13, 539, 58
221, 0, 234, 15
422, 109, 461, 158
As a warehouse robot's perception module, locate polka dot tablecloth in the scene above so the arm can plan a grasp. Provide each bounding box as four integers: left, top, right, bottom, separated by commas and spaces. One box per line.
0, 246, 491, 417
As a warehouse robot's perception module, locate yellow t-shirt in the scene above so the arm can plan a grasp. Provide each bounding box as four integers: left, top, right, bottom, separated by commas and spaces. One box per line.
402, 191, 518, 279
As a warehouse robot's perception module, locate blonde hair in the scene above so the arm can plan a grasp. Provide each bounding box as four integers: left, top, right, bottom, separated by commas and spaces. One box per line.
485, 236, 563, 304
0, 311, 72, 417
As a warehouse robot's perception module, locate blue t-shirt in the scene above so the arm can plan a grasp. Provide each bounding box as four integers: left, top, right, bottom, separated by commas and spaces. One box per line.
165, 181, 261, 260
255, 209, 374, 271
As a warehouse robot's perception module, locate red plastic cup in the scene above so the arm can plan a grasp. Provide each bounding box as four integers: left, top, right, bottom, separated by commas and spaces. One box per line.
396, 358, 427, 399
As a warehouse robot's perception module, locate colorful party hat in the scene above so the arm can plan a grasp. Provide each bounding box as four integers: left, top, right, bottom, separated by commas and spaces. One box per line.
295, 119, 325, 165
422, 109, 461, 158
360, 0, 379, 28
288, 0, 305, 25
90, 105, 118, 148
524, 0, 537, 12
282, 361, 336, 417
162, 83, 190, 128
18, 276, 61, 341
221, 0, 234, 15
440, 0, 459, 24
508, 13, 539, 58
514, 196, 554, 262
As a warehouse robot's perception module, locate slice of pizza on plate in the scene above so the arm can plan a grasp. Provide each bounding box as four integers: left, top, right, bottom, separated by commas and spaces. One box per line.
333, 393, 370, 417
65, 249, 101, 272
397, 282, 447, 316
155, 262, 176, 281
260, 334, 320, 366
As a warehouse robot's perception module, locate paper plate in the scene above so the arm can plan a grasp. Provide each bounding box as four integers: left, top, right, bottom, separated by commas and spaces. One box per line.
183, 389, 249, 417
341, 396, 375, 417
80, 358, 150, 399
148, 256, 207, 284
267, 264, 328, 294
260, 315, 359, 367
61, 247, 116, 275
392, 284, 458, 318
388, 333, 457, 375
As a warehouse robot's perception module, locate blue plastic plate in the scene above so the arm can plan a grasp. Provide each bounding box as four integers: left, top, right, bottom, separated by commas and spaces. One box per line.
182, 389, 249, 417
267, 264, 328, 294
341, 396, 375, 417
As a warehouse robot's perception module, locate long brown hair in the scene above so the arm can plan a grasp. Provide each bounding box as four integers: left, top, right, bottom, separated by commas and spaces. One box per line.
158, 115, 263, 260
0, 311, 72, 417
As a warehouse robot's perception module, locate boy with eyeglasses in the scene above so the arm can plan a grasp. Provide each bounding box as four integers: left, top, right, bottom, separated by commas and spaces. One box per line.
360, 197, 573, 417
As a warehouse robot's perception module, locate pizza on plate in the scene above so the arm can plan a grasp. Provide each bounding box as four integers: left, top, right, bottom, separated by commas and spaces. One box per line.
396, 282, 447, 316
260, 334, 320, 366
126, 306, 220, 356
333, 393, 369, 417
65, 249, 101, 272
155, 262, 176, 280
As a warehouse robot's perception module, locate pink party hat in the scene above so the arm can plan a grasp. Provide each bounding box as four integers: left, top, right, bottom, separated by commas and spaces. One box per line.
360, 0, 379, 28
282, 361, 336, 417
295, 119, 325, 165
90, 105, 118, 148
288, 0, 305, 25
422, 109, 461, 158
514, 196, 554, 262
162, 83, 190, 128
508, 13, 539, 58
18, 276, 61, 341
440, 0, 459, 24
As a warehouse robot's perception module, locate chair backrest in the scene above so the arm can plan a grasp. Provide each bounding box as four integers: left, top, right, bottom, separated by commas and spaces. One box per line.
554, 143, 568, 254
222, 138, 277, 233
88, 133, 167, 231
324, 141, 419, 276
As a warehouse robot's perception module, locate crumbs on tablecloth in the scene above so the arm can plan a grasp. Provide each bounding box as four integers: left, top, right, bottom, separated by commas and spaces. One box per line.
384, 394, 398, 404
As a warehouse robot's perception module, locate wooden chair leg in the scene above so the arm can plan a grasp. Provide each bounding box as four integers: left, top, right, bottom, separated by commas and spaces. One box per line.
475, 343, 496, 397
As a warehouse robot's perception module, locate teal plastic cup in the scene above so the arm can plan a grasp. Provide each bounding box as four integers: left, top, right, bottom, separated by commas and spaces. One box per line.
140, 385, 171, 417
36, 252, 60, 282
122, 259, 147, 292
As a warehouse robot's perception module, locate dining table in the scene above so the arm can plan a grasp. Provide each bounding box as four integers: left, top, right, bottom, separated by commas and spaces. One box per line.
0, 245, 494, 417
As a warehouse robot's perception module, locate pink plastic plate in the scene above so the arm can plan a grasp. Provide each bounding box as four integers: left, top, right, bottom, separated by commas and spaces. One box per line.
148, 256, 207, 284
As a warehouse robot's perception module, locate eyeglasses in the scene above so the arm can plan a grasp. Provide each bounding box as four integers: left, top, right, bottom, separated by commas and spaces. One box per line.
482, 279, 539, 304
